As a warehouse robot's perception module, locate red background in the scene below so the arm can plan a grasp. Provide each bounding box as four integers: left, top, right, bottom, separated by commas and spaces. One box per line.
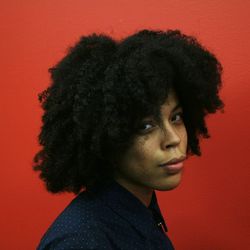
1, 1, 249, 249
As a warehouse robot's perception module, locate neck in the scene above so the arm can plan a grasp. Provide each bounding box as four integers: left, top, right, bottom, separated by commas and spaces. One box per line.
114, 178, 154, 207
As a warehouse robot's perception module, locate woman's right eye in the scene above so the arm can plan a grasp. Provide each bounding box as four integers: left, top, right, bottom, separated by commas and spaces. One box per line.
138, 121, 155, 132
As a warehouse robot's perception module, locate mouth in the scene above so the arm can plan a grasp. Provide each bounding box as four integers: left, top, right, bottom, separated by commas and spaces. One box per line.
158, 156, 186, 174
159, 155, 186, 166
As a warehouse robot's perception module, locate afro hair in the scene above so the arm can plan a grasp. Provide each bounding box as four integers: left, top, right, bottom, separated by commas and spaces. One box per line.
33, 29, 224, 194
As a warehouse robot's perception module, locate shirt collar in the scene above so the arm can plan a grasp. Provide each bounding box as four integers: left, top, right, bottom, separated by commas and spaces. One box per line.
88, 180, 168, 238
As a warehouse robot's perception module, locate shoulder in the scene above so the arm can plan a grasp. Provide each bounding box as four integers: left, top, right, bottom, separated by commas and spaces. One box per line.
37, 229, 111, 250
37, 191, 112, 250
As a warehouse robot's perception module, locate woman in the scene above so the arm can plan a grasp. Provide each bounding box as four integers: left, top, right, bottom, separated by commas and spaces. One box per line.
34, 29, 224, 249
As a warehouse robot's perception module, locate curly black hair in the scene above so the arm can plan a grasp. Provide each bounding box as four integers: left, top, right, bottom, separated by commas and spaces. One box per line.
33, 29, 224, 194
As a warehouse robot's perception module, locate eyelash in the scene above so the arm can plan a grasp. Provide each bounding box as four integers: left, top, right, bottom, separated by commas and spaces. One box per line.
172, 112, 184, 123
139, 112, 184, 133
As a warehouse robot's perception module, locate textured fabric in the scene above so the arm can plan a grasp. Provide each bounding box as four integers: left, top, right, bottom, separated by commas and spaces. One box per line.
37, 180, 175, 250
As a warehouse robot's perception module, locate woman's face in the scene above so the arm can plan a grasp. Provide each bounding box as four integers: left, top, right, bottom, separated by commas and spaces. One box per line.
114, 89, 188, 194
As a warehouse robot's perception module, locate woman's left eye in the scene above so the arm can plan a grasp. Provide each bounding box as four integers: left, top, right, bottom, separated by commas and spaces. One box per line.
172, 112, 183, 123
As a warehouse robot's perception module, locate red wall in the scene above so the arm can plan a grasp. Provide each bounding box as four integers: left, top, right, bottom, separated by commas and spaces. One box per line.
1, 1, 249, 249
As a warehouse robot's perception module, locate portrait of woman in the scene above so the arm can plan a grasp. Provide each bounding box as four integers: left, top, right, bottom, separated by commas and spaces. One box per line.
33, 29, 224, 249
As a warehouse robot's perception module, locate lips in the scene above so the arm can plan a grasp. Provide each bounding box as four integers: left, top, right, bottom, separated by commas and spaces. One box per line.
159, 155, 186, 166
159, 156, 186, 174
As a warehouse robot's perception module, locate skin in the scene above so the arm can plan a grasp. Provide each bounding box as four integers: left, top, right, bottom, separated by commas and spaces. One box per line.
114, 89, 188, 207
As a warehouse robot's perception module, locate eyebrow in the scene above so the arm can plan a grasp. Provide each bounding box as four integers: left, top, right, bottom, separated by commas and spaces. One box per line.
172, 103, 182, 112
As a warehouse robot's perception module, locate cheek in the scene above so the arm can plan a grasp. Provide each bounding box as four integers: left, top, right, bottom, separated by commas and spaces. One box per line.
130, 147, 147, 165
126, 141, 153, 169
134, 137, 157, 161
133, 143, 160, 173
181, 127, 188, 148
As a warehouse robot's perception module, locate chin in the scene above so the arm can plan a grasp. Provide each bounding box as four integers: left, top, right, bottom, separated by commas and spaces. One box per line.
156, 174, 182, 191
157, 183, 181, 191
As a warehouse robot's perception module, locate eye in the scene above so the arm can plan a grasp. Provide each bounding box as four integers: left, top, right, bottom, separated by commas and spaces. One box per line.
172, 112, 184, 123
138, 120, 156, 133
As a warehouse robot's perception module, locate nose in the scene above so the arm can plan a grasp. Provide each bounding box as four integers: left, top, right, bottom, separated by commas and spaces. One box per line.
160, 124, 181, 149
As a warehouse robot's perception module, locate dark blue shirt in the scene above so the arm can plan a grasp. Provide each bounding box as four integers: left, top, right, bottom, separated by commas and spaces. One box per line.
37, 181, 175, 249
